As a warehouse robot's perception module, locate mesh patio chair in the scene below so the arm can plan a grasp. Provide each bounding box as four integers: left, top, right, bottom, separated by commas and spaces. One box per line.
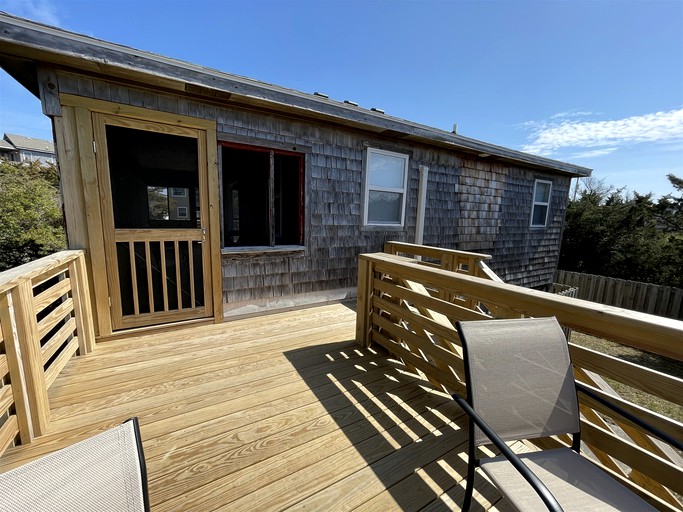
0, 417, 150, 512
453, 317, 679, 512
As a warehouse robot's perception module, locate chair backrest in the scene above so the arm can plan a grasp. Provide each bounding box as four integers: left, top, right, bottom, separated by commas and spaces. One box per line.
0, 417, 149, 512
457, 317, 580, 447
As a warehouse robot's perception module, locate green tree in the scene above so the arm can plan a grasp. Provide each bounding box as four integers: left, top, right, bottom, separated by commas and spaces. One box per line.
0, 159, 66, 271
656, 174, 683, 232
559, 176, 683, 288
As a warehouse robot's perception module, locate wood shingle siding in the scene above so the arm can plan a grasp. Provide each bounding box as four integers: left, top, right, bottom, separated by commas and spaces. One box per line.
57, 71, 571, 310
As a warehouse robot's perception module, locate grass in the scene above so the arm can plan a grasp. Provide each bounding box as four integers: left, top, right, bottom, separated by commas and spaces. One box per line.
570, 331, 683, 423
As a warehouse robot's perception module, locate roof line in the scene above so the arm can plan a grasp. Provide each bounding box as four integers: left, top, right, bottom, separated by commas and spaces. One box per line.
0, 11, 591, 177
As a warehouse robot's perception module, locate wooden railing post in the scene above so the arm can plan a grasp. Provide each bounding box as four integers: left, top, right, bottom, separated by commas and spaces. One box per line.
69, 255, 95, 355
356, 256, 374, 348
12, 281, 51, 436
0, 291, 34, 444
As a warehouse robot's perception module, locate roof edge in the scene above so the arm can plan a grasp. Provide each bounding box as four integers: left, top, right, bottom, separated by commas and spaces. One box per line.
0, 12, 591, 177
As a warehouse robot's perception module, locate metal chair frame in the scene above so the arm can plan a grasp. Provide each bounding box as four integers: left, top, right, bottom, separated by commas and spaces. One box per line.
453, 317, 680, 512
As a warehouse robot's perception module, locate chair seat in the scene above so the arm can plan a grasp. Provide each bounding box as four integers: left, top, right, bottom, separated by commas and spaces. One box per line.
480, 448, 658, 511
0, 420, 147, 512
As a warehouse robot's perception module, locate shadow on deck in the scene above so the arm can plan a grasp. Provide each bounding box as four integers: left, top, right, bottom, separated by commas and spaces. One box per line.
281, 340, 500, 511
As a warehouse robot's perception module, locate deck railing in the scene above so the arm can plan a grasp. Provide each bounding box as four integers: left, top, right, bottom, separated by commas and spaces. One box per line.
357, 251, 683, 511
384, 241, 496, 277
0, 251, 95, 455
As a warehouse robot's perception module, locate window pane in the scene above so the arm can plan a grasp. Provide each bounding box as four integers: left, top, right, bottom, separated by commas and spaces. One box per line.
368, 191, 402, 223
274, 154, 303, 245
535, 181, 551, 202
369, 152, 406, 188
222, 147, 270, 246
222, 147, 304, 247
532, 205, 548, 226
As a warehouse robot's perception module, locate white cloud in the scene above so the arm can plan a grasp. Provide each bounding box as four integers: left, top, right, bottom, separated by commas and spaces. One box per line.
0, 0, 61, 26
521, 108, 683, 156
550, 110, 597, 120
570, 147, 618, 159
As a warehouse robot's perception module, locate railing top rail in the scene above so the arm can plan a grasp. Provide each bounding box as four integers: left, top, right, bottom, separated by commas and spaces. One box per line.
384, 241, 493, 261
361, 252, 683, 361
0, 250, 85, 295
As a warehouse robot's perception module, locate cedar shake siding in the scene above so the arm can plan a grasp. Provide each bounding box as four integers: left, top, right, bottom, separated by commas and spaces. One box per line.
63, 72, 569, 306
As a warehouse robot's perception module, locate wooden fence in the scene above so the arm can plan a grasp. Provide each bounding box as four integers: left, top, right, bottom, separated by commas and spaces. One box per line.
556, 270, 683, 320
357, 251, 683, 511
0, 251, 95, 456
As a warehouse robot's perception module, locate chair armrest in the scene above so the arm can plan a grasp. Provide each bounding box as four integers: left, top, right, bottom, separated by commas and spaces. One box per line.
575, 382, 683, 451
452, 393, 564, 512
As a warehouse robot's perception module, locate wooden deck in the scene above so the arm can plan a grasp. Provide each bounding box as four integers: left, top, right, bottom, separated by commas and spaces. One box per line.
0, 302, 504, 511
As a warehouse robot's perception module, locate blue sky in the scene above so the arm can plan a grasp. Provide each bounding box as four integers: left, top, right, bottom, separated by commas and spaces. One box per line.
1, 0, 681, 197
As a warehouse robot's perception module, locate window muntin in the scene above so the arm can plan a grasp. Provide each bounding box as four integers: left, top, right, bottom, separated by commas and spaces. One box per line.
531, 179, 552, 227
364, 148, 409, 226
221, 145, 304, 247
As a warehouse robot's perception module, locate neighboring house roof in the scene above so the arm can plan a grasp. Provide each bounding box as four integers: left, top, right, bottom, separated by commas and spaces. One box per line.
3, 133, 54, 153
0, 138, 16, 151
0, 11, 591, 178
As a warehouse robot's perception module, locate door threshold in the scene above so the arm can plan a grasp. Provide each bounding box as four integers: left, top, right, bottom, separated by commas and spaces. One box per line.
96, 317, 216, 343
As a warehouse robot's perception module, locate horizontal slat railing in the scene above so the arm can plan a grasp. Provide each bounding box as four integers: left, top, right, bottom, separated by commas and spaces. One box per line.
357, 252, 683, 511
384, 241, 493, 277
0, 251, 95, 455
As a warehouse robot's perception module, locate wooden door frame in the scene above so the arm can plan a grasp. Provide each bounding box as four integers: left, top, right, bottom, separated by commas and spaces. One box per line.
59, 95, 223, 336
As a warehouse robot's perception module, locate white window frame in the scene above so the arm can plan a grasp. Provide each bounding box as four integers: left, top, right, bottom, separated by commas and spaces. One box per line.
530, 179, 552, 227
364, 147, 409, 227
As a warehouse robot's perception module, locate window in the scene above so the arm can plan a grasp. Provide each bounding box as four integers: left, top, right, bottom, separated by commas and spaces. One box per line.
146, 186, 194, 224
364, 148, 409, 226
221, 144, 304, 247
531, 180, 552, 227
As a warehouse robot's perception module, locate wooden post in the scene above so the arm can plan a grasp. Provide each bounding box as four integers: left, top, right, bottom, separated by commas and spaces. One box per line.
0, 292, 34, 443
12, 281, 51, 436
355, 256, 374, 348
69, 254, 96, 355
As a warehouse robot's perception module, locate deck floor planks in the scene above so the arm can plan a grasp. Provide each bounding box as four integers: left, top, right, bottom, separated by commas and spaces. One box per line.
49, 337, 372, 428
0, 302, 502, 511
147, 359, 449, 504
49, 318, 357, 401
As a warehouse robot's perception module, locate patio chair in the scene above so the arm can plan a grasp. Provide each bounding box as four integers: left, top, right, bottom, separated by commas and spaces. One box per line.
0, 417, 150, 512
452, 316, 676, 511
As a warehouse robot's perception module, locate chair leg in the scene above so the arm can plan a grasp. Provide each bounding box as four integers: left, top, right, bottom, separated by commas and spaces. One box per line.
462, 457, 476, 511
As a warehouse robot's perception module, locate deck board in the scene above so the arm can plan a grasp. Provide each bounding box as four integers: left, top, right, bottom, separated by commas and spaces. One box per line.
0, 302, 502, 511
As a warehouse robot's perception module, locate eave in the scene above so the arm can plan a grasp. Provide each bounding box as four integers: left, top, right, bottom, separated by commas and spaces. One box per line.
0, 11, 592, 178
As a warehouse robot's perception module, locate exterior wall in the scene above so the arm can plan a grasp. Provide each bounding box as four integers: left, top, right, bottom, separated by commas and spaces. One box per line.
452, 159, 571, 289
56, 71, 569, 315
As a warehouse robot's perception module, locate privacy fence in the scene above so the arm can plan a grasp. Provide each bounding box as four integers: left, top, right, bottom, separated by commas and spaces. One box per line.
555, 270, 683, 321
